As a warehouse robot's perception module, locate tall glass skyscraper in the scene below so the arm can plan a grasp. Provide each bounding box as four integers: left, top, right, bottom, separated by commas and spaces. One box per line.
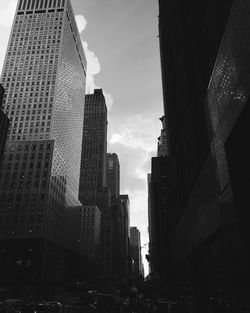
0, 0, 87, 295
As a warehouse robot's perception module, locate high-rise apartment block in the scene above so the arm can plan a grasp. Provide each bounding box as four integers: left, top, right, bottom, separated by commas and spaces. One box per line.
78, 205, 101, 263
0, 0, 87, 295
79, 89, 107, 205
106, 153, 120, 199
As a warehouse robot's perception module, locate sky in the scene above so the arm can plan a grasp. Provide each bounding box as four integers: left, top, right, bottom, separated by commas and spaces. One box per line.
0, 0, 163, 276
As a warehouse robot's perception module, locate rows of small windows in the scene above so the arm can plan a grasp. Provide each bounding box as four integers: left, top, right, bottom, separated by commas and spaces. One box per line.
0, 143, 51, 190
0, 198, 46, 237
50, 18, 86, 201
0, 166, 49, 194
8, 116, 52, 138
1, 15, 63, 141
7, 13, 63, 56
2, 13, 62, 85
0, 224, 43, 237
18, 0, 65, 11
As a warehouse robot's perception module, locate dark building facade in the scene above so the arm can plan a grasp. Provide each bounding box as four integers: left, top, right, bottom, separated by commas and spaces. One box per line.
157, 0, 250, 311
78, 205, 101, 263
79, 89, 107, 205
130, 227, 143, 281
111, 195, 130, 281
0, 85, 9, 165
148, 156, 175, 285
78, 89, 111, 272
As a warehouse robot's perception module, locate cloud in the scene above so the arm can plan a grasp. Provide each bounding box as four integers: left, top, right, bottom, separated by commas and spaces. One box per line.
75, 14, 114, 110
103, 91, 114, 111
110, 114, 159, 152
0, 0, 17, 74
0, 0, 17, 28
81, 40, 101, 93
75, 14, 87, 33
76, 14, 101, 93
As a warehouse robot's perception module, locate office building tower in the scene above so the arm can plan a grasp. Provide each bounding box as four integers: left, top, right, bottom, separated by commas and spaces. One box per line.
111, 195, 130, 279
0, 85, 9, 165
158, 0, 250, 310
79, 89, 107, 205
0, 0, 87, 295
119, 195, 130, 276
130, 227, 143, 280
146, 174, 153, 274
106, 153, 120, 199
78, 205, 101, 263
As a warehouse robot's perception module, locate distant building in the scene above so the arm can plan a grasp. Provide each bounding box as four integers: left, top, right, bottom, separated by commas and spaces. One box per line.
79, 89, 107, 205
146, 174, 153, 274
111, 194, 130, 279
78, 89, 111, 272
106, 153, 120, 199
119, 195, 130, 277
130, 227, 143, 280
78, 206, 101, 263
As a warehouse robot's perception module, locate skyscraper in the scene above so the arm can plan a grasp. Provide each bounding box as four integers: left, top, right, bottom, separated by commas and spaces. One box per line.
79, 89, 107, 205
78, 88, 111, 272
106, 153, 120, 199
130, 227, 143, 280
0, 0, 87, 295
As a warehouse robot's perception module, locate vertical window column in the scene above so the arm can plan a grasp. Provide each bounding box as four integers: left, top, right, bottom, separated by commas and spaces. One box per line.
35, 0, 41, 9
18, 0, 23, 10
31, 0, 36, 10
39, 0, 44, 9
27, 0, 32, 10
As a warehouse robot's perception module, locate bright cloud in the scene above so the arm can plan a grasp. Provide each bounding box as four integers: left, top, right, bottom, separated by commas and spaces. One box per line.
0, 0, 17, 74
0, 0, 17, 28
81, 40, 101, 93
110, 114, 160, 151
76, 14, 101, 93
75, 14, 87, 33
76, 14, 113, 109
103, 91, 114, 111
